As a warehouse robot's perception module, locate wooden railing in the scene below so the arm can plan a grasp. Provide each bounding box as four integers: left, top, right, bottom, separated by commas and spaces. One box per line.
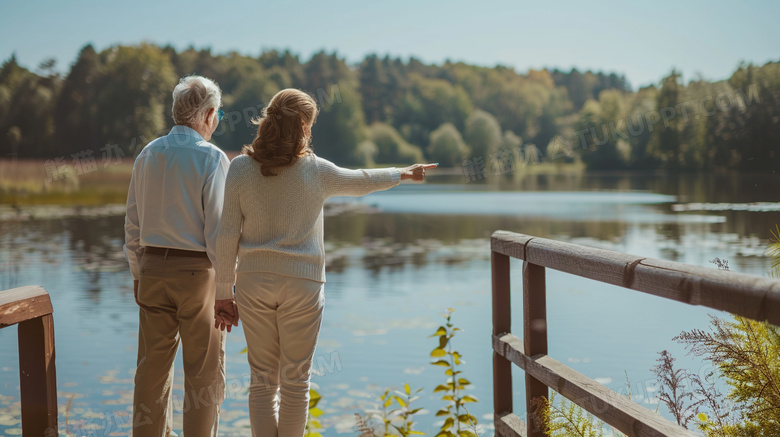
0, 286, 58, 436
490, 230, 780, 437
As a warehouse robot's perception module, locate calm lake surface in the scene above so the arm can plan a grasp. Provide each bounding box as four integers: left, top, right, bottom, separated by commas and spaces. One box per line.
1, 172, 779, 436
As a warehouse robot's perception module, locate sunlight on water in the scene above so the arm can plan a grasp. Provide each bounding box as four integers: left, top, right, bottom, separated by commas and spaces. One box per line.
1, 173, 779, 436
335, 189, 677, 217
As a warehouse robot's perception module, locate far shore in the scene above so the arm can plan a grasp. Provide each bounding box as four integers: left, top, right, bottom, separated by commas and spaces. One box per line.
0, 157, 587, 206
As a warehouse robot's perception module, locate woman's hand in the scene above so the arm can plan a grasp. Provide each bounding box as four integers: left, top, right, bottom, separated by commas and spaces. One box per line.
401, 163, 438, 181
214, 299, 239, 332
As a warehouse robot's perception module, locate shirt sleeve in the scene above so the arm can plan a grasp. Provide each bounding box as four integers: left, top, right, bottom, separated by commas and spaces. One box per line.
215, 157, 244, 300
317, 157, 401, 199
203, 152, 230, 273
123, 159, 142, 280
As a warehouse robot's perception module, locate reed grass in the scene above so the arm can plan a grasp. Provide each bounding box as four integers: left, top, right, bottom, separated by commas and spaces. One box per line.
0, 158, 132, 205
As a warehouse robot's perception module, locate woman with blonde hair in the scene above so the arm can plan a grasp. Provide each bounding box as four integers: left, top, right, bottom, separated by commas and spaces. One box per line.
214, 88, 436, 436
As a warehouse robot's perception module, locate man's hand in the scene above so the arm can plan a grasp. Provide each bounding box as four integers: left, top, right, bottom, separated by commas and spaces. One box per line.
215, 299, 239, 332
134, 280, 140, 305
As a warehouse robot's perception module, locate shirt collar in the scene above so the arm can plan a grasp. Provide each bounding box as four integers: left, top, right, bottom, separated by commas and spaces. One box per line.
169, 125, 205, 142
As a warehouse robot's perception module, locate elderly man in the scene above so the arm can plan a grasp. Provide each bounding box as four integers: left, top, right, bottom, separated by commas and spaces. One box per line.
124, 75, 237, 436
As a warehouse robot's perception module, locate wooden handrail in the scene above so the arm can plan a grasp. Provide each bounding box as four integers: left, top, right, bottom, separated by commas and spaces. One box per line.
491, 230, 780, 325
0, 285, 58, 436
491, 231, 780, 437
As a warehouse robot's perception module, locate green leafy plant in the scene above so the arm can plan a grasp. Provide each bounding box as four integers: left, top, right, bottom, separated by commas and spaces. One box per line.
305, 388, 325, 437
358, 307, 482, 437
375, 389, 396, 437
393, 383, 426, 437
673, 315, 780, 436
654, 235, 780, 436
359, 384, 426, 437
532, 392, 605, 437
688, 372, 732, 437
769, 224, 780, 278
430, 308, 478, 437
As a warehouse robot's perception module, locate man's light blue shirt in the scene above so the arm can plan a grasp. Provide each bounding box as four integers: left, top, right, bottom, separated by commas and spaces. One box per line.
124, 125, 230, 279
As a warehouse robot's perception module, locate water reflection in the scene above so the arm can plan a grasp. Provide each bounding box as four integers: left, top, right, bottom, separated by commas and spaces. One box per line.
0, 172, 778, 435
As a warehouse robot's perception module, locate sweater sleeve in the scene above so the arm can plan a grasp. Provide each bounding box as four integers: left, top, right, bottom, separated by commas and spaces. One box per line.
214, 158, 244, 300
317, 157, 401, 198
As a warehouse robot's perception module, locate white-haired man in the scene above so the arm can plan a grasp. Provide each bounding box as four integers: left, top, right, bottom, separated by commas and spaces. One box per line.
124, 75, 237, 436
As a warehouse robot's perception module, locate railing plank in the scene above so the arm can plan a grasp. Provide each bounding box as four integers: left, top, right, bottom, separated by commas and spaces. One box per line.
491, 231, 780, 325
493, 333, 698, 437
0, 285, 53, 328
495, 413, 528, 437
632, 258, 778, 322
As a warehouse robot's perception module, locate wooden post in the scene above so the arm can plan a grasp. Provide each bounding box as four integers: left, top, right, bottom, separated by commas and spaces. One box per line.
523, 261, 548, 437
18, 314, 58, 436
492, 251, 513, 422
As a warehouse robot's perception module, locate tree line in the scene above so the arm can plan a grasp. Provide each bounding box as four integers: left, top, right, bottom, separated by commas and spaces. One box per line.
0, 43, 777, 172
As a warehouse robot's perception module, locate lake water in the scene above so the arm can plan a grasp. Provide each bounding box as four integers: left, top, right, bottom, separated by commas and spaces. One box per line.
1, 171, 779, 436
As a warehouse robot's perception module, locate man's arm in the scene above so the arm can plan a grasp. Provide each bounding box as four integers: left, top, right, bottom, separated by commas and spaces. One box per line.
203, 151, 239, 330
203, 152, 230, 270
214, 157, 245, 331
123, 160, 142, 285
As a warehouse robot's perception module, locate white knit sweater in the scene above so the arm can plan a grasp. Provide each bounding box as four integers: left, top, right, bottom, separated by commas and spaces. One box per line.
215, 153, 401, 299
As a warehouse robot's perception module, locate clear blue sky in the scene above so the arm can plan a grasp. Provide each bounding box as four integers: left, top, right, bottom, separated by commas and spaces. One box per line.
1, 0, 778, 89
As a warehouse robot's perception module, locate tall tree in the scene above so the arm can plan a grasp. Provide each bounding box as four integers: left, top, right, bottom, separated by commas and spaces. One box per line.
394, 74, 473, 147
464, 109, 502, 158
427, 123, 470, 167
0, 54, 60, 158
304, 51, 368, 165
96, 44, 177, 148
648, 71, 683, 169
55, 44, 102, 156
367, 122, 423, 164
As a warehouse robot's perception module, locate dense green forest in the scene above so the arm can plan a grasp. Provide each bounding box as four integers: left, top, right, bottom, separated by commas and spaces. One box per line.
0, 43, 777, 172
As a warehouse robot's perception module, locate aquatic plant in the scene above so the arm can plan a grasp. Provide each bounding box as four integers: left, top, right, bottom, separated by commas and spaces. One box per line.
430, 308, 478, 437
354, 308, 477, 437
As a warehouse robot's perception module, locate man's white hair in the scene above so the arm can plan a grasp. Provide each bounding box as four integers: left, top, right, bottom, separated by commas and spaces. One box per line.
172, 75, 222, 126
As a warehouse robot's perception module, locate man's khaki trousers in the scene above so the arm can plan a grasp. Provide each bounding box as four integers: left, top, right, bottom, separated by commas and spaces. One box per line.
132, 251, 226, 437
